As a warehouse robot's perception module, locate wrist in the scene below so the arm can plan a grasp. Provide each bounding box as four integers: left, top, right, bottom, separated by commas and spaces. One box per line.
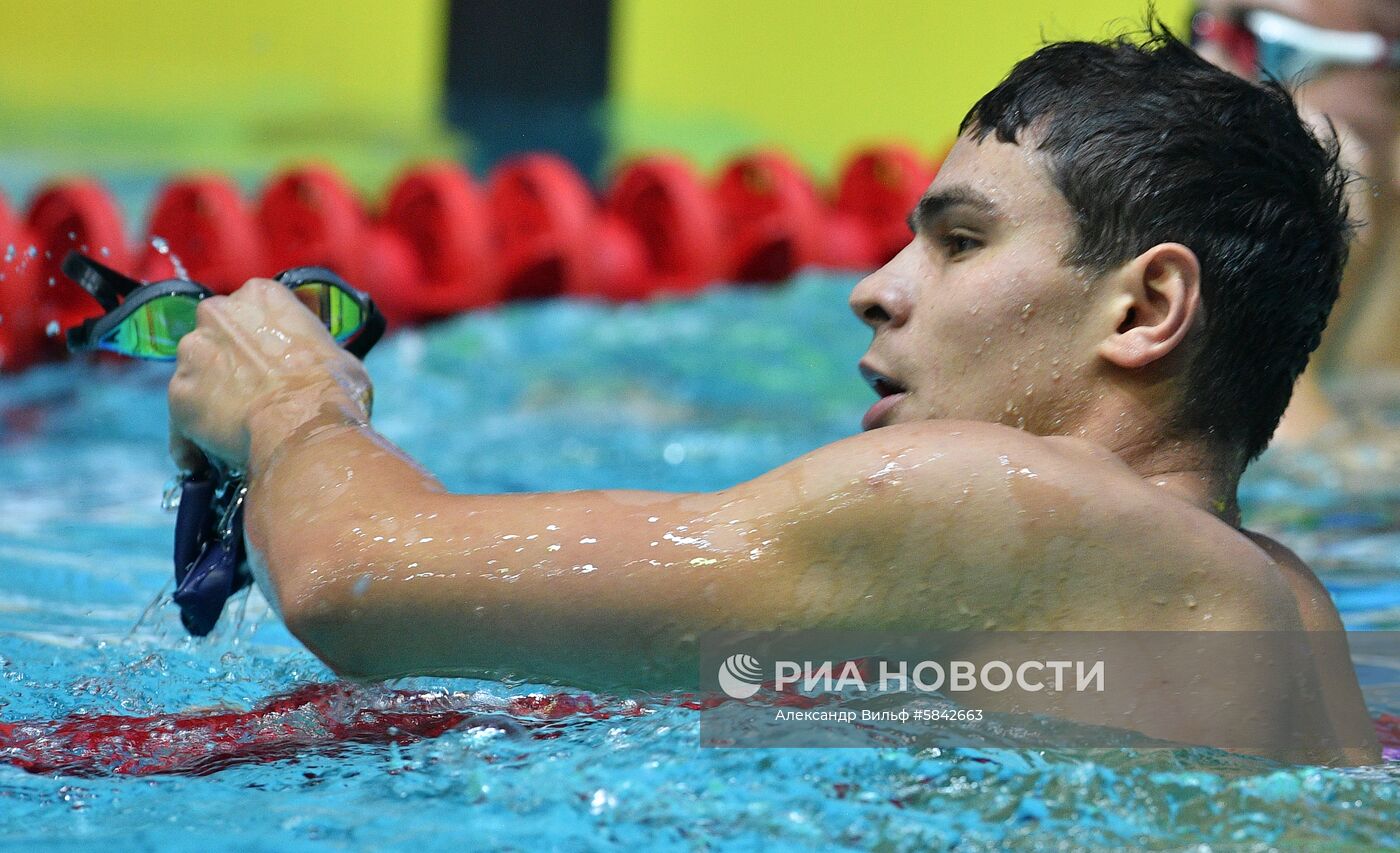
246, 372, 372, 480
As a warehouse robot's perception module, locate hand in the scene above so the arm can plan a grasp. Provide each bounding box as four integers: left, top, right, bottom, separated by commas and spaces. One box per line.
168, 278, 373, 473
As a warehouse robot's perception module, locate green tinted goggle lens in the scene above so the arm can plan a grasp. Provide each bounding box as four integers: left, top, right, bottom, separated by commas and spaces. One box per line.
290, 281, 365, 343
97, 296, 203, 359
95, 280, 365, 360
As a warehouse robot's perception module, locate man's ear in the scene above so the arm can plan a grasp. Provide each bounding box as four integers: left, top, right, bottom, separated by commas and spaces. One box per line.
1097, 242, 1202, 370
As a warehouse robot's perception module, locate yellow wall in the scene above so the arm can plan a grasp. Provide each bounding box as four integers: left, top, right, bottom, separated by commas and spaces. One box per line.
0, 1, 1194, 185
611, 0, 1192, 179
0, 0, 451, 184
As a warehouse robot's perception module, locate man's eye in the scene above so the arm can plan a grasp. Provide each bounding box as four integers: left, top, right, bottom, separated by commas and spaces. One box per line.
941, 232, 981, 257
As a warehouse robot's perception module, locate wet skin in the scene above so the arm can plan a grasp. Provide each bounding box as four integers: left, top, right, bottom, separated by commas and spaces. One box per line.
169, 136, 1380, 765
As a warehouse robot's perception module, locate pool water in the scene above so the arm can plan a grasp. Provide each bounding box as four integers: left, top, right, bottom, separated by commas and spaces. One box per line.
2, 272, 1400, 850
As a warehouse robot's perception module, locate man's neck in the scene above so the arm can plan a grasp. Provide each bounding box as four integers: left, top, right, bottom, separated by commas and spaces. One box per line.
1067, 401, 1243, 527
1121, 442, 1242, 528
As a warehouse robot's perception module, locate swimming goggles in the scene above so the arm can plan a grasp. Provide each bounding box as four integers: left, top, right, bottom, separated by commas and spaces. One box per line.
62, 251, 386, 635
1193, 8, 1400, 83
62, 252, 385, 361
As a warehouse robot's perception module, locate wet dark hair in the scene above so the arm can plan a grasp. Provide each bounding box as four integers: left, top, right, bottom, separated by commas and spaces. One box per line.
960, 21, 1352, 463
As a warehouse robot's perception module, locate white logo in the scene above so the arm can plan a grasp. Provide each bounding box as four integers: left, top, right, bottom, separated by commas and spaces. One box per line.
717, 653, 764, 699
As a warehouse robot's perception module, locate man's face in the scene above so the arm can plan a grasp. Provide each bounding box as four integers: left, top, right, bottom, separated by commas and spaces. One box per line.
850, 135, 1104, 434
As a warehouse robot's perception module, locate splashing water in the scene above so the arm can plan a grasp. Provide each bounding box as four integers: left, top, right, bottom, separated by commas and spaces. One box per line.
148, 236, 190, 281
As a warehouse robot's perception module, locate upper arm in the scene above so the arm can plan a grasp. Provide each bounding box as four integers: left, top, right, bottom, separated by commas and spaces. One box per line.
258, 420, 1057, 686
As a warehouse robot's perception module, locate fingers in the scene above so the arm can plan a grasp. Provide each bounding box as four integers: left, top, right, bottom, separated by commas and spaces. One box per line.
228, 277, 341, 343
166, 275, 361, 474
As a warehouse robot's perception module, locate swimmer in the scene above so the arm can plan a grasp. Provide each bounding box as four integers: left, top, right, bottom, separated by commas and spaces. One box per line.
1193, 0, 1400, 440
167, 25, 1380, 765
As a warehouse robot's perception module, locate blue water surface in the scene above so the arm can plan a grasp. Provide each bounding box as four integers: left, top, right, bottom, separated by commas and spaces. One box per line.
2, 273, 1400, 851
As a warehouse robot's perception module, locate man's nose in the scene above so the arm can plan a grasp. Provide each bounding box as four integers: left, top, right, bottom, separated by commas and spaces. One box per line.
849, 268, 912, 330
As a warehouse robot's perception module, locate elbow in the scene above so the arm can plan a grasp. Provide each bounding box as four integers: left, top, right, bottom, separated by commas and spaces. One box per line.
252, 518, 387, 679
276, 564, 385, 682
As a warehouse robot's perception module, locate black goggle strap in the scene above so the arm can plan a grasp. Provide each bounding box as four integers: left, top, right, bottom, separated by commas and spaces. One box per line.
61, 251, 142, 312
274, 265, 387, 360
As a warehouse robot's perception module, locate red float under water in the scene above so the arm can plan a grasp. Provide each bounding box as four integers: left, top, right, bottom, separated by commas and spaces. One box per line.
0, 682, 639, 778
4, 683, 1395, 777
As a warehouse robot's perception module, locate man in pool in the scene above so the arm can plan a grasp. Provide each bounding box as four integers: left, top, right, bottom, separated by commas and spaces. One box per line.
167, 27, 1381, 765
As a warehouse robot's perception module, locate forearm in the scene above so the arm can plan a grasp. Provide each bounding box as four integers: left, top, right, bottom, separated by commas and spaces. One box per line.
241, 385, 444, 641
240, 390, 744, 689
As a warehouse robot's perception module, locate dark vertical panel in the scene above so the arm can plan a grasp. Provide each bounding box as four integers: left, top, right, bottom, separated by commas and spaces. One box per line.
443, 0, 612, 181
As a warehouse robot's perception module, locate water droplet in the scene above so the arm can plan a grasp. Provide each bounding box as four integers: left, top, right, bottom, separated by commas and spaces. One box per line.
149, 236, 190, 279
3, 245, 13, 262
45, 320, 60, 337
352, 574, 373, 598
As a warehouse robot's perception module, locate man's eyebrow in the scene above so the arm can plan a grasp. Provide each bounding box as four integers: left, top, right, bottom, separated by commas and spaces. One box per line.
906, 187, 1003, 235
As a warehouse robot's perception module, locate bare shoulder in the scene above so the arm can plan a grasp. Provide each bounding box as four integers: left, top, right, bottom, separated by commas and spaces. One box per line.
1241, 529, 1346, 632
752, 419, 1111, 496
750, 421, 1302, 630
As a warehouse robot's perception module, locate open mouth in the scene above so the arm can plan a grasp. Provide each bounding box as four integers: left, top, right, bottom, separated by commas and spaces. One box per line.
859, 363, 909, 430
860, 363, 907, 398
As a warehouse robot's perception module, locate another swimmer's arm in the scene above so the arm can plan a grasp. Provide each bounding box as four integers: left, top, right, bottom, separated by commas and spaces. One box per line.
244, 409, 1033, 690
